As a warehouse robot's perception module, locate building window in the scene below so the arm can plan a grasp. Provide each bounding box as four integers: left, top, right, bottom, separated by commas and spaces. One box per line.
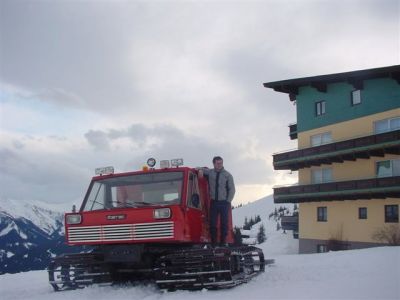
376, 159, 400, 178
316, 101, 326, 116
385, 205, 399, 223
317, 244, 328, 253
311, 132, 332, 146
359, 207, 367, 219
351, 90, 361, 105
317, 207, 327, 222
374, 117, 400, 134
312, 168, 333, 184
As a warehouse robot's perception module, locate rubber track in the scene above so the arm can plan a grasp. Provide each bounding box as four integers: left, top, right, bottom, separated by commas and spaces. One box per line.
48, 246, 269, 291
48, 253, 112, 291
154, 245, 265, 290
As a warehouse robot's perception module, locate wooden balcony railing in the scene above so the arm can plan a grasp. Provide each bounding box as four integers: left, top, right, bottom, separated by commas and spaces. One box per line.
273, 176, 400, 203
273, 129, 400, 170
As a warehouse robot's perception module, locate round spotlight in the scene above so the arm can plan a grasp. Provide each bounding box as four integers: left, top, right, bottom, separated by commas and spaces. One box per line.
147, 158, 156, 168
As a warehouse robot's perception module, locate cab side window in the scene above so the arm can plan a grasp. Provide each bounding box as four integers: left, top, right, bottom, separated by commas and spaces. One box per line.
187, 173, 201, 209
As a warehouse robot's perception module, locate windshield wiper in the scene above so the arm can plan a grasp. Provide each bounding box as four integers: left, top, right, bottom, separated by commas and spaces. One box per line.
88, 199, 112, 210
86, 200, 157, 210
109, 201, 158, 208
131, 201, 156, 206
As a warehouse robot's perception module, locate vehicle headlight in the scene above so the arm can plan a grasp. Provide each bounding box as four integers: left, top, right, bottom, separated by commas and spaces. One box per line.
153, 208, 171, 219
66, 214, 82, 225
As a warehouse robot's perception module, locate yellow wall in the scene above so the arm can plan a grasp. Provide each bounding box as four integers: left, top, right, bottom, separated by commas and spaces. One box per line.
297, 108, 400, 149
297, 108, 400, 244
299, 154, 400, 185
299, 199, 400, 243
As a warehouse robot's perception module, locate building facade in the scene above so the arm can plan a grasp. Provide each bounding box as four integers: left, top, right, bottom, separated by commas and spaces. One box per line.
264, 65, 400, 253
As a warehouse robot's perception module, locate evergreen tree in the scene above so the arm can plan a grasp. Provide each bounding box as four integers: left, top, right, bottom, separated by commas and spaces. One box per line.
255, 215, 261, 223
257, 224, 266, 244
243, 217, 252, 230
250, 217, 254, 226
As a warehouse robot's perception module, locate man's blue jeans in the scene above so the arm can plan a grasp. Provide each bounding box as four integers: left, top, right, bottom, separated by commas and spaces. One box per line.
210, 200, 229, 244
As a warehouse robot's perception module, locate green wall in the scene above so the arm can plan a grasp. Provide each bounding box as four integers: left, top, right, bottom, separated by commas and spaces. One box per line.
296, 78, 400, 132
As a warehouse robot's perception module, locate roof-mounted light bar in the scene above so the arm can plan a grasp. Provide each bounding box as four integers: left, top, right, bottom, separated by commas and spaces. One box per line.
160, 160, 170, 168
95, 166, 114, 176
171, 158, 184, 167
143, 158, 184, 170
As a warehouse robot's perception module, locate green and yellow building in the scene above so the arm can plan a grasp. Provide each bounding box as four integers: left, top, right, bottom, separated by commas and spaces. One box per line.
264, 65, 400, 253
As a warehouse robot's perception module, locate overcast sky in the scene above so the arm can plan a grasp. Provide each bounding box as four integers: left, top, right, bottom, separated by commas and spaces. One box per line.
0, 0, 399, 208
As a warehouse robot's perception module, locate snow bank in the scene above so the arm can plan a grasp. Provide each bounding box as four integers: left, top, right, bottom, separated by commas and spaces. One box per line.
1, 247, 398, 300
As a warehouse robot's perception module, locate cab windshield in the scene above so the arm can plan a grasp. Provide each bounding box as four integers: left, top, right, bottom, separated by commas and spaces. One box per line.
82, 172, 183, 211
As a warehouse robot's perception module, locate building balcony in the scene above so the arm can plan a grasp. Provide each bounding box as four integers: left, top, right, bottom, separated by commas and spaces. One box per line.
273, 129, 400, 171
289, 123, 298, 140
280, 215, 299, 231
280, 215, 299, 239
273, 176, 400, 204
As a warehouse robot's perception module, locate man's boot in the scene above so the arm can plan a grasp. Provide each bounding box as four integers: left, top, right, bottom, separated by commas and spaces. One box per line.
220, 236, 228, 247
210, 228, 217, 247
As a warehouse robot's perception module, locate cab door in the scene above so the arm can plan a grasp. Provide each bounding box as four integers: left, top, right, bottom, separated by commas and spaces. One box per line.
184, 172, 205, 242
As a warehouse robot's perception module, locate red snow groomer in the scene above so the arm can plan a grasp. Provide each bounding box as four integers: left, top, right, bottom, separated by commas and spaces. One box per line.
48, 158, 266, 291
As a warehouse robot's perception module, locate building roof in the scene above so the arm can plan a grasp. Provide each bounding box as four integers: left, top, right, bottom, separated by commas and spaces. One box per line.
263, 65, 400, 100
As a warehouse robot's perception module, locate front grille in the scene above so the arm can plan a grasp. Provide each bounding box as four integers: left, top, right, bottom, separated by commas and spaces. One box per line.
67, 221, 174, 243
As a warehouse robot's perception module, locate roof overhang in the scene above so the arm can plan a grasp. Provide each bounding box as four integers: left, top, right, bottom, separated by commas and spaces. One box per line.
263, 65, 400, 101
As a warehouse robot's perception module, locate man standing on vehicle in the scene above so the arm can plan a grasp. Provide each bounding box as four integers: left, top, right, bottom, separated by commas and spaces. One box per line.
198, 156, 235, 246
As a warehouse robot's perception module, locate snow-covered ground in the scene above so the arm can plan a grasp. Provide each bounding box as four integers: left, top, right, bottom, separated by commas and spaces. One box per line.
1, 247, 399, 300
1, 196, 399, 299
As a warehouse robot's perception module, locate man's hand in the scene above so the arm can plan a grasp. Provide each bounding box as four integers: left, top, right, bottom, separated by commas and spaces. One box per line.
196, 167, 208, 178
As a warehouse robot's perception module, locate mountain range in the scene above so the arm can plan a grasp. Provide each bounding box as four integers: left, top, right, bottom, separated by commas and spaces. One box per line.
0, 199, 81, 274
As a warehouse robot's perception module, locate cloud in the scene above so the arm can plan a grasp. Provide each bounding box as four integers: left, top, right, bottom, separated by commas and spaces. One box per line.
31, 88, 85, 107
1, 83, 86, 109
0, 0, 398, 206
0, 115, 282, 206
84, 130, 111, 151
0, 140, 90, 204
1, 0, 397, 116
84, 122, 276, 185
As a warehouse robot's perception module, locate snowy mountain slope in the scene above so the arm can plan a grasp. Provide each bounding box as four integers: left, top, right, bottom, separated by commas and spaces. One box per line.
232, 195, 298, 255
0, 198, 65, 235
1, 246, 399, 300
232, 195, 277, 227
0, 198, 80, 274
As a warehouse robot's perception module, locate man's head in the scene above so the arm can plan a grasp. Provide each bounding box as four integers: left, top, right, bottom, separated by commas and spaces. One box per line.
212, 156, 224, 171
